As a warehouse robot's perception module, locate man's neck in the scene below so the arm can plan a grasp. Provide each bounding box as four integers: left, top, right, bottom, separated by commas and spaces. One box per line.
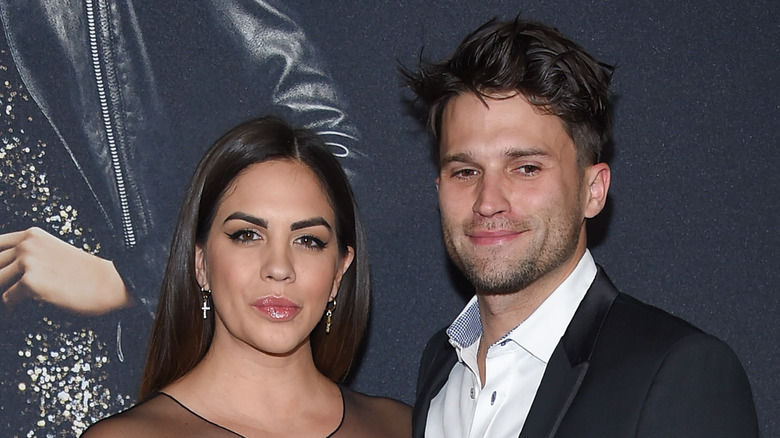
476, 247, 587, 352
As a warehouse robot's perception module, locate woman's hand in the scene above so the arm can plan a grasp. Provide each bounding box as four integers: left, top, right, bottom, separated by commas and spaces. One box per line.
0, 227, 133, 315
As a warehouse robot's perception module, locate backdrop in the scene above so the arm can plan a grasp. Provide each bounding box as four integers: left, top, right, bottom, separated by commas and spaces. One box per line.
0, 0, 776, 436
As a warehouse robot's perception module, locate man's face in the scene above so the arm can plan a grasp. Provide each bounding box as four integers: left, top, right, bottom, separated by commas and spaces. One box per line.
437, 92, 605, 295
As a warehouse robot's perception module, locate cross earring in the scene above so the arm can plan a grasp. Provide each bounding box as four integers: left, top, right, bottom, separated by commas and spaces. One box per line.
200, 286, 212, 320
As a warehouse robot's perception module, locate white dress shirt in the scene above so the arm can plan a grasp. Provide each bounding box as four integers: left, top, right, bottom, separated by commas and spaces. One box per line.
425, 250, 598, 438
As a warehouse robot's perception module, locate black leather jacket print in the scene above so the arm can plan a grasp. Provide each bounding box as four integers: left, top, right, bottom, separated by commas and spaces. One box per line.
0, 0, 360, 313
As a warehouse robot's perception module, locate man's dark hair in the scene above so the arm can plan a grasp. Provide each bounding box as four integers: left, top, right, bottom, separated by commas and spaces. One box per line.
401, 16, 614, 165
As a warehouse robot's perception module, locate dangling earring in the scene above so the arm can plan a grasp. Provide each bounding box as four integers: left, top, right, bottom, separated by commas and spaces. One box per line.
325, 299, 337, 334
200, 286, 212, 320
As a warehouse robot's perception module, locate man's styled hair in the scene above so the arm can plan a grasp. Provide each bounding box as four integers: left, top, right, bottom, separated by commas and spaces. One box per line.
402, 16, 614, 166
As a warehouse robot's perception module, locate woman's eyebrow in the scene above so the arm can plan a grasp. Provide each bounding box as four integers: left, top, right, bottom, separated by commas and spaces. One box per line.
223, 213, 331, 232
224, 212, 267, 228
291, 217, 332, 231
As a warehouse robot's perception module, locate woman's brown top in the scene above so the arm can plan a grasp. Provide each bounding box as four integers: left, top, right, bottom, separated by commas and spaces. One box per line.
81, 386, 411, 437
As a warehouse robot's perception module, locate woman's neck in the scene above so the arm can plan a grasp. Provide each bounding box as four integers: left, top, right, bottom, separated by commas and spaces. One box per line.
163, 334, 341, 437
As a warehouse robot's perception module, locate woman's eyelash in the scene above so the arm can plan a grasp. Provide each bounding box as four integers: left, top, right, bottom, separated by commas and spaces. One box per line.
226, 230, 327, 250
296, 235, 327, 250
227, 229, 260, 242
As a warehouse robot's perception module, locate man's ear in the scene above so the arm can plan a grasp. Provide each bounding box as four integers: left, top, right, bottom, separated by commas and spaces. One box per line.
583, 162, 611, 219
435, 176, 440, 192
195, 244, 209, 289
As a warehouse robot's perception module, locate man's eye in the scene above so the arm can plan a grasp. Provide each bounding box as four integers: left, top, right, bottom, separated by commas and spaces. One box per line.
295, 235, 327, 250
452, 168, 479, 178
517, 165, 540, 175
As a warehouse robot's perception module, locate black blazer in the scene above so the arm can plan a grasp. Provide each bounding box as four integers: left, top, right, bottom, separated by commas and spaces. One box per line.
412, 268, 758, 437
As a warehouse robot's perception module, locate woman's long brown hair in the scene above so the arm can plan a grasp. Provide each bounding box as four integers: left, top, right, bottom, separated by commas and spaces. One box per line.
139, 116, 369, 398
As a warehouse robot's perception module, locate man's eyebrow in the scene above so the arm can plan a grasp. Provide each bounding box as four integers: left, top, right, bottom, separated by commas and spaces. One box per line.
440, 152, 473, 167
440, 147, 550, 167
505, 147, 550, 159
290, 217, 332, 231
224, 212, 267, 228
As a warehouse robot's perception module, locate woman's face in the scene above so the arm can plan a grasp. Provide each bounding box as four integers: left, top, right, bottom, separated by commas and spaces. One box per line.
195, 159, 354, 357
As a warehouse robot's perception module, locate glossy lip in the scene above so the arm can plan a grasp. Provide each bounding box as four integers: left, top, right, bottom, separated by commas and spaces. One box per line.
252, 296, 301, 321
467, 229, 525, 246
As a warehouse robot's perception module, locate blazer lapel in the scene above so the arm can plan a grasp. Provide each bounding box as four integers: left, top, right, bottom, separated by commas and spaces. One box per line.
519, 267, 618, 438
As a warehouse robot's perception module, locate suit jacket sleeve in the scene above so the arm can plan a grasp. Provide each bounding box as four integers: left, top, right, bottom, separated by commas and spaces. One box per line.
412, 328, 457, 438
636, 332, 758, 437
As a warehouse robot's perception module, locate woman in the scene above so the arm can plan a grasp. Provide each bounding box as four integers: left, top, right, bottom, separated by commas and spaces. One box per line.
0, 2, 360, 435
82, 116, 410, 437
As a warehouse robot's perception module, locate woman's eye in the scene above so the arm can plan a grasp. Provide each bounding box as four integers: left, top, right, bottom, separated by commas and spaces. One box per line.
228, 229, 260, 242
295, 235, 326, 250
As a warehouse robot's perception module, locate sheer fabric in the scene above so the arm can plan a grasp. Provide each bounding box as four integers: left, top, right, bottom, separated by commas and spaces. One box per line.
82, 386, 411, 437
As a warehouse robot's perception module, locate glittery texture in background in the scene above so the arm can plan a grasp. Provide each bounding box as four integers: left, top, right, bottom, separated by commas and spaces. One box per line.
0, 46, 131, 438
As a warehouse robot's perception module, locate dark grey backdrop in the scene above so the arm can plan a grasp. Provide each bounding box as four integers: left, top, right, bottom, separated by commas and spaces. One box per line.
291, 1, 778, 435
1, 0, 775, 436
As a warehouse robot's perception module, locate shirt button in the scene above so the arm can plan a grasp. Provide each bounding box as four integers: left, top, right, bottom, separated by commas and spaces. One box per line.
470, 388, 475, 399
490, 391, 497, 405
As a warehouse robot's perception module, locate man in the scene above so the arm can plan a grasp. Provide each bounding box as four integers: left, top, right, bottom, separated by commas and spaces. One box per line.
403, 17, 758, 437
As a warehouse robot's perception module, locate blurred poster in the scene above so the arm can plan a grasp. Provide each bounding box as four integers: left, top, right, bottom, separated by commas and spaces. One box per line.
0, 0, 359, 436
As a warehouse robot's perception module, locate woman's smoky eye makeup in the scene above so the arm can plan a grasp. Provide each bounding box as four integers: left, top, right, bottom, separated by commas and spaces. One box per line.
294, 234, 328, 250
225, 228, 328, 249
221, 213, 333, 250
227, 229, 261, 242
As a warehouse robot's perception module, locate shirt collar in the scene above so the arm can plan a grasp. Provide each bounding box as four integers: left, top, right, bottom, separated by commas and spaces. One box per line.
446, 250, 597, 362
447, 294, 482, 349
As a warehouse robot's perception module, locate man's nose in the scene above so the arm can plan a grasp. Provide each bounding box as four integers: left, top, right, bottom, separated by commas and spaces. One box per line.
473, 171, 510, 217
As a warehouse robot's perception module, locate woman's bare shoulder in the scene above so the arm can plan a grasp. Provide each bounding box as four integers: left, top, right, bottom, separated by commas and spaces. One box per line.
342, 387, 412, 437
354, 391, 412, 417
80, 393, 176, 437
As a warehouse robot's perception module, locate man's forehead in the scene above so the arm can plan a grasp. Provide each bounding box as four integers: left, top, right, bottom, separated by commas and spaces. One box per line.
440, 93, 575, 156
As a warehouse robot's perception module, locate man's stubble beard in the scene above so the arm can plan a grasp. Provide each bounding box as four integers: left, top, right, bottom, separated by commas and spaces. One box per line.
442, 200, 583, 296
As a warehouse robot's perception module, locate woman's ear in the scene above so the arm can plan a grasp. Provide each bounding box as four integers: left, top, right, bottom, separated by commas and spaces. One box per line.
195, 244, 209, 289
330, 246, 355, 299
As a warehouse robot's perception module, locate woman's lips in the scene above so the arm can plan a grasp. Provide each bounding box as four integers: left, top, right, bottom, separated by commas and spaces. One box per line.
467, 229, 524, 246
253, 296, 301, 321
